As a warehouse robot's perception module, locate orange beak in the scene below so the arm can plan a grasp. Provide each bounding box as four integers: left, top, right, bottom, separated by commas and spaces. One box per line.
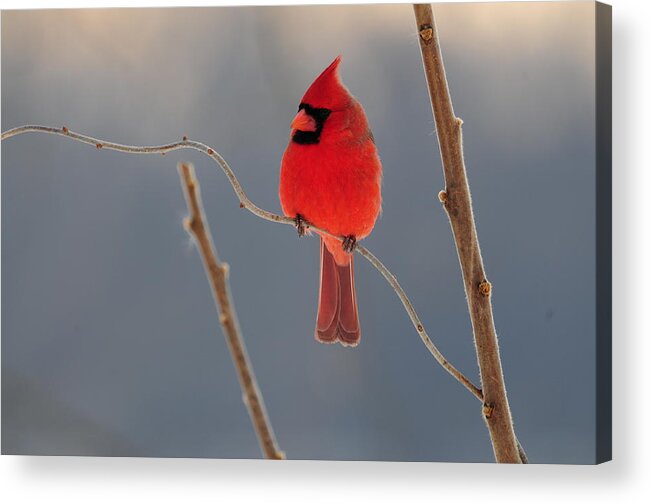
290, 109, 317, 132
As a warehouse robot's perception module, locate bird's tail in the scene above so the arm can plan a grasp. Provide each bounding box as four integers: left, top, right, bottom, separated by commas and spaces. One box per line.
315, 238, 360, 346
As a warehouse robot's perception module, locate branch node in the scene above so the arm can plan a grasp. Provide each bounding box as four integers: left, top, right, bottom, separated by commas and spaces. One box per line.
438, 190, 448, 204
183, 216, 199, 234
419, 24, 434, 43
239, 202, 245, 209
183, 135, 188, 141
222, 262, 230, 277
483, 402, 495, 419
62, 126, 69, 134
478, 280, 492, 297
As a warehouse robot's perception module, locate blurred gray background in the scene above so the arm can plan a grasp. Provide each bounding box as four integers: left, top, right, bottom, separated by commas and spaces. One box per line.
1, 2, 597, 463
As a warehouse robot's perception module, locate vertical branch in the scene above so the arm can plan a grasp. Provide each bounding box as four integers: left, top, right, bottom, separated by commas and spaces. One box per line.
178, 162, 284, 460
413, 4, 522, 463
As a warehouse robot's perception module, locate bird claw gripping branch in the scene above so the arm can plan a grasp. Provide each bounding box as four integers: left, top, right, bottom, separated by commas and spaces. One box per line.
294, 214, 307, 237
342, 235, 357, 253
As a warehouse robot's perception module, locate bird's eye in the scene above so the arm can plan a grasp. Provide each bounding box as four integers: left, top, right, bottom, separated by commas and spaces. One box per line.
312, 108, 331, 122
298, 103, 331, 123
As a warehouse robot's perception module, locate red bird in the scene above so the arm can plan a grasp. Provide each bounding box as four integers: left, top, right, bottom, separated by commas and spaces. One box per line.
279, 56, 382, 347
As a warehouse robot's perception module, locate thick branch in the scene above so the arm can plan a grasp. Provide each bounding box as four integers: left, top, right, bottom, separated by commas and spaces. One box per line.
178, 162, 284, 460
413, 4, 522, 463
1, 124, 482, 401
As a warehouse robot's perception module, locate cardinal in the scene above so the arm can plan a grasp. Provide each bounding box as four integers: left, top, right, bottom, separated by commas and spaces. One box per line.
279, 55, 382, 347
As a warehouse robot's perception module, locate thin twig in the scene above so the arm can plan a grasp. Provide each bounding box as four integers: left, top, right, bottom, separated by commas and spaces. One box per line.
413, 4, 522, 463
2, 124, 482, 400
178, 162, 284, 460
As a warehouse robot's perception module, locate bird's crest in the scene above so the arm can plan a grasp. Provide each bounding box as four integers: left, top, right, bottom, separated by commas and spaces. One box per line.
301, 55, 352, 111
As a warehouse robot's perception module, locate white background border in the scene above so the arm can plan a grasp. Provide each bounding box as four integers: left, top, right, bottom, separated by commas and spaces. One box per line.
1, 0, 648, 502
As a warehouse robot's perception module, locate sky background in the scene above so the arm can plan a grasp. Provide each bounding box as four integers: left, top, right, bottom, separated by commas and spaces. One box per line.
2, 2, 597, 463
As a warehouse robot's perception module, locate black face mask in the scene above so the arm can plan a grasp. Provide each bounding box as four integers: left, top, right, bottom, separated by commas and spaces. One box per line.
292, 103, 332, 145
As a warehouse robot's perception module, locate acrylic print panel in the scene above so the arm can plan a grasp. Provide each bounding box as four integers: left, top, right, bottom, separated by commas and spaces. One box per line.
1, 2, 611, 464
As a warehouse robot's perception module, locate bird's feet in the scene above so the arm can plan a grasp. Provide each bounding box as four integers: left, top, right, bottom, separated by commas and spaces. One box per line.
342, 235, 357, 253
294, 214, 307, 237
